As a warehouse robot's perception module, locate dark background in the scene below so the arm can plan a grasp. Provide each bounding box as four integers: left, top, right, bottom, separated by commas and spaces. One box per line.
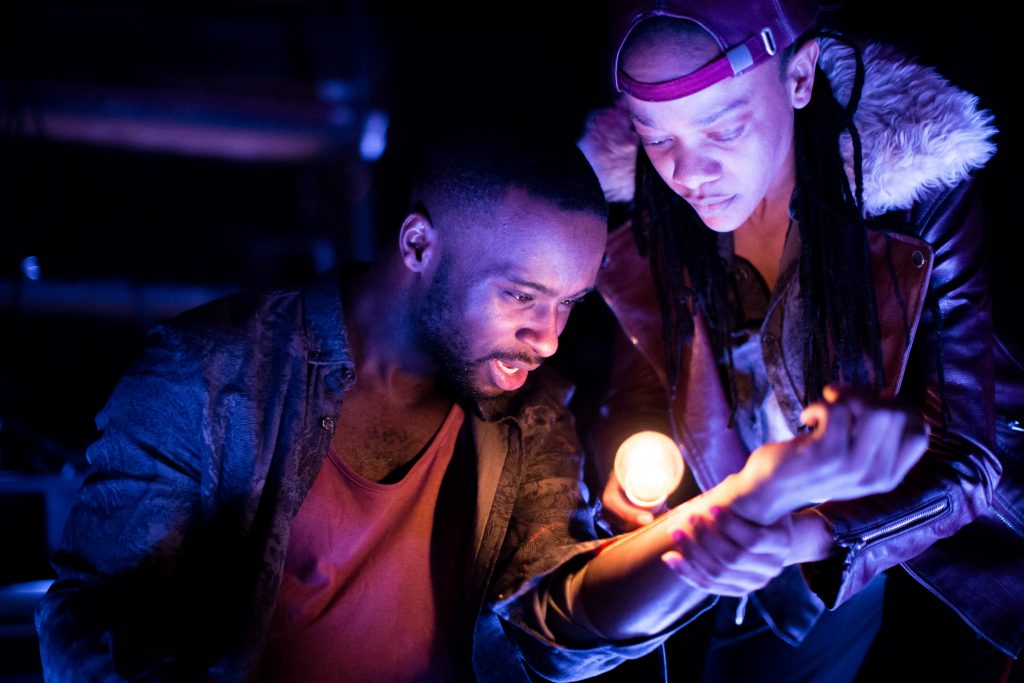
1, 1, 1019, 679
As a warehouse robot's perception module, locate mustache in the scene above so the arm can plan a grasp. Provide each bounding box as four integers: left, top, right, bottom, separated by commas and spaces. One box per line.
481, 350, 544, 368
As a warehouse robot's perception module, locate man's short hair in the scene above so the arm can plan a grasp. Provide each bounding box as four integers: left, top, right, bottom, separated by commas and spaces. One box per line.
408, 117, 608, 232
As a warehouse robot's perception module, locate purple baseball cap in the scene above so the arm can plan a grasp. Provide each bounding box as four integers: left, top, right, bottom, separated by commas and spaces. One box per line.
612, 0, 820, 102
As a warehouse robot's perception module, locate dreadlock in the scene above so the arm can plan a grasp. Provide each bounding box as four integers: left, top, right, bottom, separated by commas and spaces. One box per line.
632, 36, 885, 408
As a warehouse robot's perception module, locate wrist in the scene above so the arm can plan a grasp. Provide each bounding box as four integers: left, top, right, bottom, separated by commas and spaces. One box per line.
721, 467, 784, 526
787, 509, 836, 565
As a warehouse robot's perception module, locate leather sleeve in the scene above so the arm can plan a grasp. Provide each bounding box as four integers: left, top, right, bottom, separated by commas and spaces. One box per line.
808, 178, 1002, 608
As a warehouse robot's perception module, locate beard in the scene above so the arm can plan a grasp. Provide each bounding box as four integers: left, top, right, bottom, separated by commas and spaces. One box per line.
413, 255, 491, 400
414, 255, 542, 401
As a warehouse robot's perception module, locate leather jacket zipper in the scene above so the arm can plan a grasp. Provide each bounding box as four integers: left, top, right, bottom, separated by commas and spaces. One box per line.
994, 415, 1023, 537
991, 500, 1024, 539
839, 497, 950, 557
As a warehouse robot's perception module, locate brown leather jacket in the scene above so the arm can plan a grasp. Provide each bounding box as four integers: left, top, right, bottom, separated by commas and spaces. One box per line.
582, 37, 1023, 657
595, 176, 1024, 656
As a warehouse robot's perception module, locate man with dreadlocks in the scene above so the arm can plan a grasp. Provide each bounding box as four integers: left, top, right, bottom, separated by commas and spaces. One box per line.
579, 0, 1021, 680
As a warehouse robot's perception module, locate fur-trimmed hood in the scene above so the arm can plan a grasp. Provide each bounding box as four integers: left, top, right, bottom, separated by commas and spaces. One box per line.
577, 38, 997, 217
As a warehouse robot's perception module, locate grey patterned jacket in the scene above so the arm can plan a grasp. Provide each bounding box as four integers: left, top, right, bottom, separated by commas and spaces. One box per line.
35, 271, 674, 682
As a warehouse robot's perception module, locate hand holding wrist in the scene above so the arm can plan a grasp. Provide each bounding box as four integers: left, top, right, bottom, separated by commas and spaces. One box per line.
719, 440, 811, 525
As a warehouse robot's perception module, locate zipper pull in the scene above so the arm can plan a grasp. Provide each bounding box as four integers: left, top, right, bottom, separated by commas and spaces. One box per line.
734, 594, 749, 625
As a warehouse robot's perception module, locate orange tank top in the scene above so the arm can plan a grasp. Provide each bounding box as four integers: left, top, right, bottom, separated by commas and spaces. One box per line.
261, 403, 471, 682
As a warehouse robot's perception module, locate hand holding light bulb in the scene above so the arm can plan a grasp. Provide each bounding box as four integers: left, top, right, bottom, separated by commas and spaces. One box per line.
581, 387, 931, 640
613, 431, 685, 510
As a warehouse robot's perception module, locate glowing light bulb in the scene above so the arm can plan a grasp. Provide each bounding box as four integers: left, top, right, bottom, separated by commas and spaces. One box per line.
613, 431, 685, 508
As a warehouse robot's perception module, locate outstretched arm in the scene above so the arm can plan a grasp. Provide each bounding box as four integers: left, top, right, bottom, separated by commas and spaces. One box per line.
572, 386, 929, 640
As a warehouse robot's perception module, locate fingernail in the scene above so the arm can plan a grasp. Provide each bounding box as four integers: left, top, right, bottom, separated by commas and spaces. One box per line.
671, 528, 686, 543
661, 552, 681, 570
637, 512, 654, 526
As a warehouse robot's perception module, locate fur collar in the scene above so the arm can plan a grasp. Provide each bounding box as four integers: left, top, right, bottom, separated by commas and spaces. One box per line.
577, 39, 997, 217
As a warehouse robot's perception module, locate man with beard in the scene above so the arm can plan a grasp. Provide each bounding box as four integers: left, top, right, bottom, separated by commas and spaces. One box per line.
36, 124, 927, 682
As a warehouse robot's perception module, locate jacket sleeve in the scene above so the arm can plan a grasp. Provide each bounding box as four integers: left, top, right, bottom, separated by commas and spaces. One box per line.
35, 324, 233, 682
488, 373, 685, 682
807, 178, 1002, 608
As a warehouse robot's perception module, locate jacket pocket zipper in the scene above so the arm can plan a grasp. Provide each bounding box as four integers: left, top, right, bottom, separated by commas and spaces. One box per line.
840, 497, 950, 557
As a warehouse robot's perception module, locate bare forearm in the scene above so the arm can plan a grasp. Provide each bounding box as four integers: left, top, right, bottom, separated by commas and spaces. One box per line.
573, 482, 756, 640
569, 507, 833, 642
574, 508, 710, 640
569, 387, 933, 646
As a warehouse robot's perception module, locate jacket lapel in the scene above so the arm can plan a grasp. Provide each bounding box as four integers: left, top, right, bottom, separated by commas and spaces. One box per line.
466, 414, 527, 608
866, 230, 933, 393
597, 226, 747, 490
598, 224, 935, 493
470, 415, 509, 576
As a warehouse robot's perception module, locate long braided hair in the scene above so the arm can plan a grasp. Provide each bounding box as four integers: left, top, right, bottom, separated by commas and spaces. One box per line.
632, 35, 885, 407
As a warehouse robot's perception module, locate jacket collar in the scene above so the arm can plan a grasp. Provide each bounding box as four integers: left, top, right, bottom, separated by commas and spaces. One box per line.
578, 39, 997, 217
301, 267, 355, 369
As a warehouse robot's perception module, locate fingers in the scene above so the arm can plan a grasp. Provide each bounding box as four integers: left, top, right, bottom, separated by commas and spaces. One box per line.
661, 549, 774, 596
660, 507, 791, 595
822, 383, 862, 407
846, 403, 896, 486
601, 474, 655, 532
802, 388, 863, 455
823, 385, 929, 493
813, 383, 872, 424
792, 385, 932, 503
891, 410, 929, 481
799, 401, 824, 430
707, 505, 792, 554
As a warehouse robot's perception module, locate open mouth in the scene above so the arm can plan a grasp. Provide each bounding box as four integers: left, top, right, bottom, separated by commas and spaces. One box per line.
489, 357, 532, 392
496, 360, 521, 375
